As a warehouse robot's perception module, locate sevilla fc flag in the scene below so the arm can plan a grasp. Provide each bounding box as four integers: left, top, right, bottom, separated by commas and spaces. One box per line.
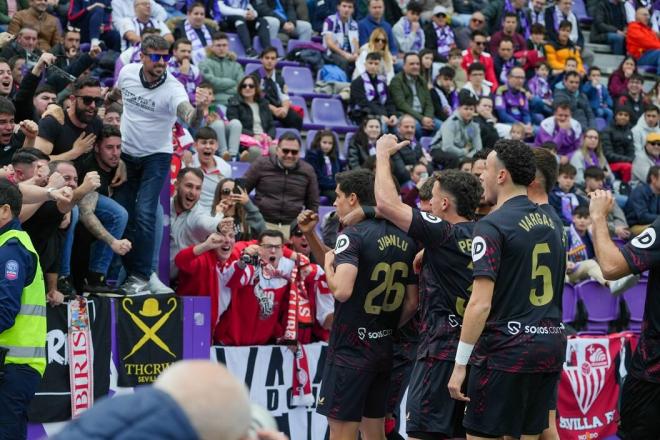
557, 333, 633, 439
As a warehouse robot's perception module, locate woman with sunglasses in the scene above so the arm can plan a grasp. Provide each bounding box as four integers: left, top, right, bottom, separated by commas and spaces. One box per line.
353, 27, 394, 82
211, 178, 265, 241
226, 76, 276, 161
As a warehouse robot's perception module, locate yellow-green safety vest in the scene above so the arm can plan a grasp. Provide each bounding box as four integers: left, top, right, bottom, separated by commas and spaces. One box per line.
0, 229, 47, 376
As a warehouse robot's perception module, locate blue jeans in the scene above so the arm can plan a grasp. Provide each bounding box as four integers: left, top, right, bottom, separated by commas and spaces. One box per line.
638, 49, 660, 73
59, 206, 79, 278
607, 32, 625, 55
0, 364, 42, 440
70, 7, 121, 51
114, 153, 171, 280
595, 106, 614, 124
89, 195, 128, 275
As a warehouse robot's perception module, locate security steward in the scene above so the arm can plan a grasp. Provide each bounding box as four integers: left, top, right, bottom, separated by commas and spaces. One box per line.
0, 179, 47, 440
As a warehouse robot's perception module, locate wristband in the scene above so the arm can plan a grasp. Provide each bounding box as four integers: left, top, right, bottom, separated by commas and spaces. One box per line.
362, 206, 376, 219
455, 341, 474, 366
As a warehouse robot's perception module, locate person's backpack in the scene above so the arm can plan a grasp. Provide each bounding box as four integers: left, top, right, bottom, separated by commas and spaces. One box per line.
320, 65, 348, 82
286, 48, 325, 75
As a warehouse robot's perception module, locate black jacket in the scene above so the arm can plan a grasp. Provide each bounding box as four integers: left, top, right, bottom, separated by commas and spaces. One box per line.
602, 122, 635, 163
590, 0, 627, 44
251, 69, 287, 107
474, 115, 500, 150
226, 96, 276, 138
349, 74, 396, 124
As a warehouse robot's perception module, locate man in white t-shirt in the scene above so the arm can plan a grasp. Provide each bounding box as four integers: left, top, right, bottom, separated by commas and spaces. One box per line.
109, 34, 205, 294
117, 0, 173, 50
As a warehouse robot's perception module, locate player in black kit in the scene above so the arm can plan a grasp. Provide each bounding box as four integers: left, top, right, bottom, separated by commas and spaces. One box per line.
448, 140, 567, 439
590, 187, 660, 439
374, 133, 482, 440
318, 168, 418, 440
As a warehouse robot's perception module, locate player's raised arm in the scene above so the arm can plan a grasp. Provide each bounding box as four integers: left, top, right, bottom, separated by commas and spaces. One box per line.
589, 189, 631, 279
375, 134, 414, 232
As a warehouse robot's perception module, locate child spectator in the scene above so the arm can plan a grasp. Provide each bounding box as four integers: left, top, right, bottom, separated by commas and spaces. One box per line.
190, 127, 232, 211
304, 130, 343, 203
602, 105, 635, 183
509, 123, 525, 141
582, 66, 614, 124
430, 66, 458, 121
549, 163, 589, 225
462, 62, 491, 99
527, 63, 554, 122
447, 48, 466, 89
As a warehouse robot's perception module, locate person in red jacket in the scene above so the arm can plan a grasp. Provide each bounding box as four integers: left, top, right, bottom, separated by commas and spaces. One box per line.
626, 7, 660, 73
460, 30, 498, 90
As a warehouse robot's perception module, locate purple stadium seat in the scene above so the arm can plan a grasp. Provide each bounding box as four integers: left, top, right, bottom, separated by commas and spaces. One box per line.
231, 161, 251, 177
622, 281, 647, 334
577, 280, 620, 333
595, 117, 607, 132
289, 95, 324, 130
253, 36, 285, 57
244, 62, 261, 76
305, 129, 340, 153
420, 136, 433, 152
563, 284, 577, 324
311, 98, 357, 133
282, 66, 331, 99
342, 132, 354, 160
573, 0, 593, 25
226, 33, 246, 56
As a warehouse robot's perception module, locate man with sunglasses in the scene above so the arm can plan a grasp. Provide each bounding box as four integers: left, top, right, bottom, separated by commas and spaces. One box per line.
455, 12, 486, 50
460, 30, 498, 90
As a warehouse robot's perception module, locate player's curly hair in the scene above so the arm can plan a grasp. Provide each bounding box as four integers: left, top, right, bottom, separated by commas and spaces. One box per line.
532, 148, 558, 195
493, 140, 536, 187
335, 169, 375, 206
435, 170, 483, 220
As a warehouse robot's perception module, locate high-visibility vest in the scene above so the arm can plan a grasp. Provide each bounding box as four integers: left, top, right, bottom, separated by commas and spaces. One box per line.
0, 229, 47, 376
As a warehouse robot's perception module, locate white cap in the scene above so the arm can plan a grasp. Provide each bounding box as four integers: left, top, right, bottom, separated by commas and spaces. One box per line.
433, 5, 448, 16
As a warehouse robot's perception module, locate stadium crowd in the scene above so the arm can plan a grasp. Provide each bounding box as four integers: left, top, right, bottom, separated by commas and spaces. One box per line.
0, 0, 658, 437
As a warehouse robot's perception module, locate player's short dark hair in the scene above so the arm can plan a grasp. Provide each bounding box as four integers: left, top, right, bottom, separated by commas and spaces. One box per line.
473, 148, 491, 161
176, 167, 204, 182
558, 163, 577, 177
72, 75, 100, 93
406, 0, 422, 13
647, 165, 660, 184
435, 170, 483, 220
540, 141, 557, 152
0, 96, 15, 116
11, 147, 48, 165
0, 178, 22, 217
532, 148, 558, 195
259, 229, 285, 243
584, 166, 605, 181
260, 46, 278, 58
335, 169, 375, 206
98, 124, 121, 143
558, 19, 572, 30
366, 51, 382, 62
211, 31, 228, 42
195, 126, 217, 141
572, 205, 590, 219
418, 176, 435, 201
492, 140, 536, 187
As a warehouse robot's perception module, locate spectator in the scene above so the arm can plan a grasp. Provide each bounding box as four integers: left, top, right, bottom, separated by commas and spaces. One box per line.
431, 89, 481, 169
189, 127, 232, 210
353, 27, 395, 82
212, 178, 265, 240
554, 70, 595, 129
16, 81, 56, 125
254, 0, 312, 43
483, 0, 529, 36
9, 56, 26, 90
35, 76, 104, 162
358, 0, 397, 56
633, 104, 660, 154
549, 162, 589, 225
632, 132, 660, 186
535, 102, 583, 162
173, 2, 214, 64
8, 0, 60, 51
545, 20, 585, 77
582, 66, 614, 124
392, 1, 424, 55
452, 0, 488, 28
168, 38, 202, 105
322, 0, 359, 77
649, 79, 660, 108
446, 48, 466, 88
251, 47, 303, 130
390, 114, 426, 184
602, 105, 635, 183
0, 97, 34, 166
199, 32, 244, 107
1, 26, 40, 62
570, 128, 614, 187
461, 62, 491, 99
110, 34, 199, 295
347, 115, 381, 169
390, 52, 439, 138
590, 0, 627, 55
460, 30, 498, 89
526, 23, 547, 58
528, 0, 546, 25
116, 0, 173, 50
349, 51, 397, 127
422, 5, 455, 62
67, 0, 120, 51
489, 12, 526, 54
608, 56, 637, 101
0, 0, 27, 28
430, 65, 458, 121
117, 26, 160, 66
226, 75, 276, 160
565, 205, 609, 285
508, 122, 525, 140
74, 125, 130, 295
217, 0, 270, 58
455, 11, 486, 50
493, 37, 520, 85
400, 162, 429, 207
110, 0, 167, 31
626, 7, 660, 73
494, 66, 532, 137
544, 0, 592, 66
195, 82, 242, 160
625, 165, 660, 234
243, 132, 319, 238
474, 95, 501, 149
617, 72, 649, 122
305, 130, 343, 203
580, 166, 630, 240
102, 103, 122, 128
528, 62, 554, 122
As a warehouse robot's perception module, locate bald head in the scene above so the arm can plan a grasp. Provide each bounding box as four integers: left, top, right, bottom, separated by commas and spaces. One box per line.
155, 361, 252, 440
636, 7, 650, 24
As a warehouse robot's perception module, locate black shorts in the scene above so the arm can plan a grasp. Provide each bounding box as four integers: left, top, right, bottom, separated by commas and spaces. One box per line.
463, 366, 559, 438
386, 342, 416, 414
317, 364, 390, 422
619, 374, 660, 439
406, 358, 466, 439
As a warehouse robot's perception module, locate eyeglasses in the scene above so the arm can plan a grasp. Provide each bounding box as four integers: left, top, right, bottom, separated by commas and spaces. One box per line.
474, 41, 486, 46
260, 244, 282, 250
471, 18, 484, 23
510, 75, 525, 79
375, 38, 386, 43
145, 53, 171, 63
221, 188, 232, 195
76, 95, 104, 106
241, 83, 255, 89
651, 142, 660, 146
280, 148, 299, 156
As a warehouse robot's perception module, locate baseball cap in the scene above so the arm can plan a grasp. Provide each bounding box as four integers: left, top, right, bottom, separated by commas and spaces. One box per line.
433, 5, 448, 16
647, 132, 660, 143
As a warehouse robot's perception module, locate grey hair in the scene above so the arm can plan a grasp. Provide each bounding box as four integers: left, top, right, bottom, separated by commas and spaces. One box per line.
141, 34, 171, 53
